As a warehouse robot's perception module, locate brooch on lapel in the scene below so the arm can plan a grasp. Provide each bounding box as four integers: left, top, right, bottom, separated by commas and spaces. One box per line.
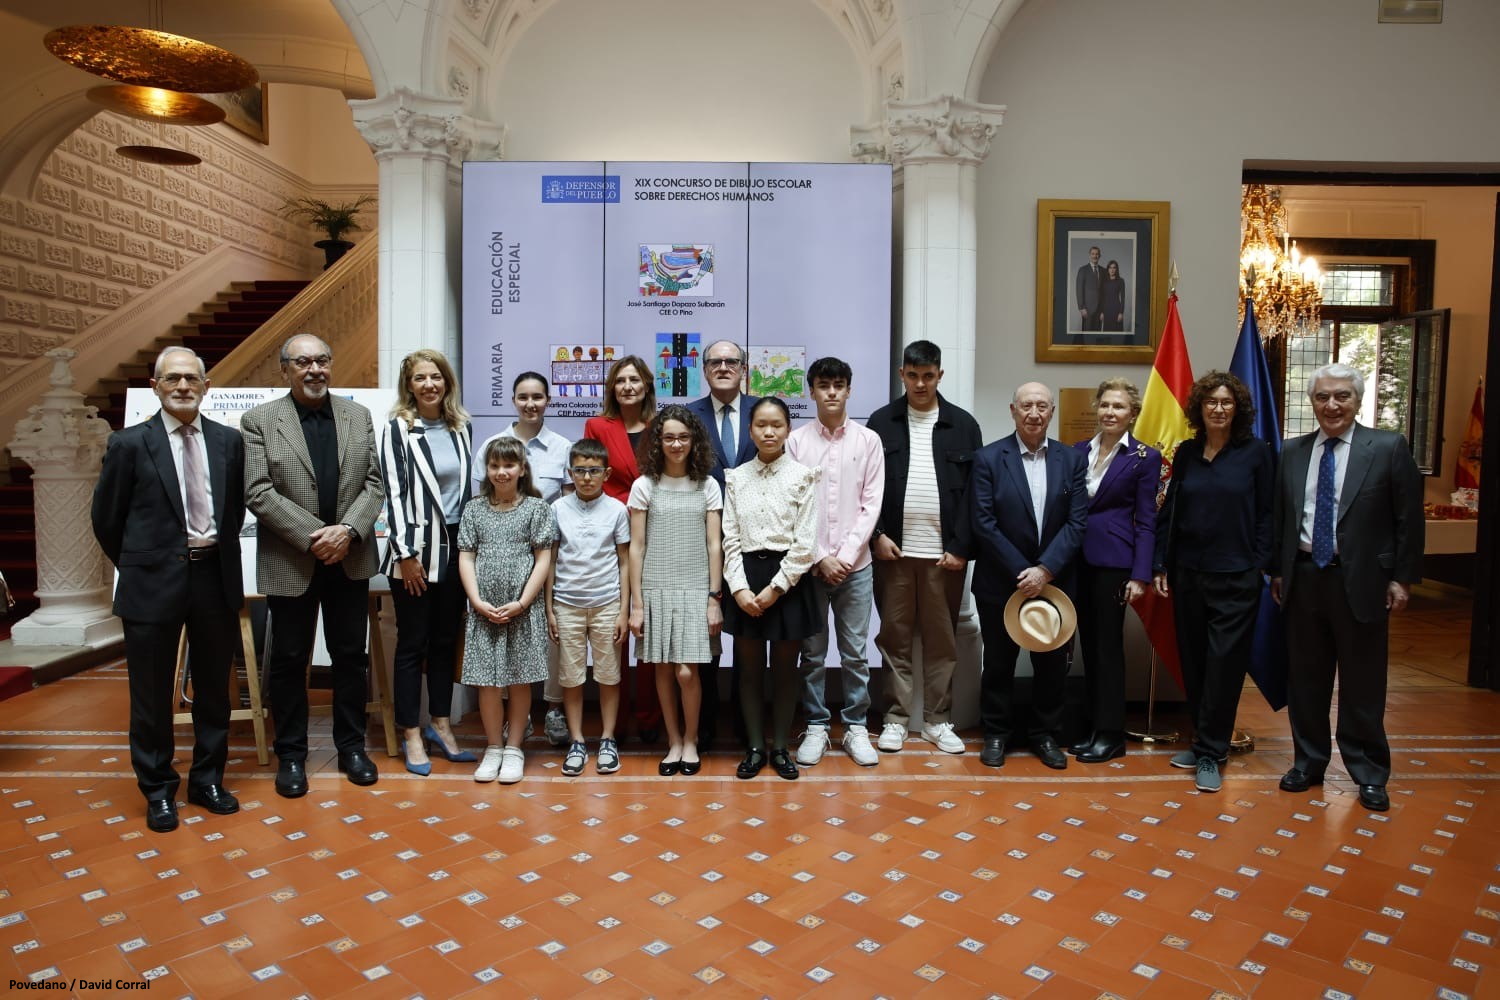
1133, 443, 1148, 459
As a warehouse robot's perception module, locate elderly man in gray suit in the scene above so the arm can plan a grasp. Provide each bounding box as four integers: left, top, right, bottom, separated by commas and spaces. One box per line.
1270, 363, 1423, 812
242, 333, 384, 797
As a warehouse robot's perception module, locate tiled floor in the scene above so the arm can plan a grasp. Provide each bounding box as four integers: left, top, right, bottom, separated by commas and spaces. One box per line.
0, 589, 1495, 998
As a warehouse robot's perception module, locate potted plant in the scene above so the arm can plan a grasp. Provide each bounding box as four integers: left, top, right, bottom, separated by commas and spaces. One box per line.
281, 194, 375, 269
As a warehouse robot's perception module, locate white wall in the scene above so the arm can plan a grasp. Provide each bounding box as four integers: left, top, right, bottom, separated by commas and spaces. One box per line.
266, 84, 378, 190
493, 0, 864, 162
1284, 184, 1497, 503
973, 0, 1500, 440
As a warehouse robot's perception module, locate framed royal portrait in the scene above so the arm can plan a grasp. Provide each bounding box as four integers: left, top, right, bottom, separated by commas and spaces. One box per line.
1036, 199, 1169, 364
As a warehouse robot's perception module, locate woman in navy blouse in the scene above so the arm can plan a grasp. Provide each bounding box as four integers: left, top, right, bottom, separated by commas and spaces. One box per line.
1152, 371, 1273, 794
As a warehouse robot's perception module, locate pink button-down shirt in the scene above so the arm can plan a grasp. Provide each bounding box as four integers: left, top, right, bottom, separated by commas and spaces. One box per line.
786, 416, 886, 572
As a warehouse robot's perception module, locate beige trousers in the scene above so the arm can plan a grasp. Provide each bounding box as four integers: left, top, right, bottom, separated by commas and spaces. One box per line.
874, 556, 965, 728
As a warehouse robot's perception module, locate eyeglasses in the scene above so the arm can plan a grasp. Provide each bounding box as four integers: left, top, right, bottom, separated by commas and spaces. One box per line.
568, 467, 607, 478
661, 434, 693, 445
1202, 399, 1235, 411
286, 355, 332, 370
157, 373, 204, 387
705, 358, 741, 369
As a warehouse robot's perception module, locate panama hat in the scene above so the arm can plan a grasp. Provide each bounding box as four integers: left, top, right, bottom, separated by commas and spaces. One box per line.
1002, 584, 1078, 653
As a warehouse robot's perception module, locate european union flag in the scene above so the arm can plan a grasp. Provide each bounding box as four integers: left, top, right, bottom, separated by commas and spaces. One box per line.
1230, 300, 1288, 711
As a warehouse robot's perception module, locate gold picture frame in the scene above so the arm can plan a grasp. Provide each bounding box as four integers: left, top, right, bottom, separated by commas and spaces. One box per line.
1036, 198, 1170, 364
201, 83, 268, 144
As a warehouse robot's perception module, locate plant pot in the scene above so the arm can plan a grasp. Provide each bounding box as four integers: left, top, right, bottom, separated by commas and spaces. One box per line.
314, 238, 354, 270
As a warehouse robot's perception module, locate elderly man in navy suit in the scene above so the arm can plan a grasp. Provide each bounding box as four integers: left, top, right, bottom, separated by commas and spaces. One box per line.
686, 339, 761, 486
1270, 363, 1423, 812
92, 347, 246, 833
969, 382, 1088, 769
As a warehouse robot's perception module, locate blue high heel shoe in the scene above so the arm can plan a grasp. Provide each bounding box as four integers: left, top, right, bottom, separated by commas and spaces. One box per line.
423, 723, 477, 763
404, 737, 432, 776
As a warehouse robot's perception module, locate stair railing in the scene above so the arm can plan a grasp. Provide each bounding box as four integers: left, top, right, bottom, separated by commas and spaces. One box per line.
210, 234, 379, 388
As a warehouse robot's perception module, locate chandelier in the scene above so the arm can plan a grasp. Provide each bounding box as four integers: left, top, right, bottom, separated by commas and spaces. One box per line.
1239, 183, 1322, 341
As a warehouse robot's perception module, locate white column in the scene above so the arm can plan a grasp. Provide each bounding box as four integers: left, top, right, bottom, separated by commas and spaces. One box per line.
853, 95, 1005, 411
7, 350, 120, 647
351, 88, 504, 382
852, 95, 1005, 729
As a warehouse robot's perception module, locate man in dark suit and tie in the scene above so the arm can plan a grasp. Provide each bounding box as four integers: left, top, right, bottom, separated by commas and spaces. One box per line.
969, 382, 1088, 769
92, 347, 246, 832
1270, 363, 1423, 812
1075, 245, 1105, 331
686, 339, 761, 486
241, 333, 384, 797
685, 339, 760, 746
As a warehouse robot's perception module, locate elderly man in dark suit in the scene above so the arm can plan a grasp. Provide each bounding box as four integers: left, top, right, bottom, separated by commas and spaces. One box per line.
1270, 363, 1424, 812
92, 347, 246, 832
242, 333, 384, 797
969, 381, 1088, 769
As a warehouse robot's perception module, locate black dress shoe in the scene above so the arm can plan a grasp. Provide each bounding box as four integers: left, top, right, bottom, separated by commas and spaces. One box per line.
275, 759, 308, 799
980, 736, 1006, 768
1076, 737, 1127, 764
145, 798, 178, 833
658, 758, 680, 777
1278, 768, 1325, 793
187, 784, 240, 815
1357, 784, 1390, 811
1033, 739, 1068, 770
338, 749, 379, 786
1068, 733, 1095, 756
770, 748, 799, 780
735, 749, 766, 780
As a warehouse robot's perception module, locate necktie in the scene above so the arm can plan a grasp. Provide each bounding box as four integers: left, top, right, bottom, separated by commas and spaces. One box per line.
1312, 438, 1338, 568
720, 403, 733, 460
179, 424, 212, 536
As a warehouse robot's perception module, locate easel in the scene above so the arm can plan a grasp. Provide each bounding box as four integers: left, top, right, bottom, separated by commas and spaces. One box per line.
172, 593, 398, 762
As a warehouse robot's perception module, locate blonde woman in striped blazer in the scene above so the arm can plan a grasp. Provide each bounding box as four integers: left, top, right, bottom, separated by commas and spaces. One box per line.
378, 349, 475, 775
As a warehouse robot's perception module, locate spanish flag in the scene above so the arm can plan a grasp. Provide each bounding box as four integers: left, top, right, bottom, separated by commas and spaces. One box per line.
1131, 293, 1194, 689
1455, 379, 1482, 491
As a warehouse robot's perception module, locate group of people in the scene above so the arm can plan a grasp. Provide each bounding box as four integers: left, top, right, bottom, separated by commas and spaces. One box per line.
91, 331, 1423, 833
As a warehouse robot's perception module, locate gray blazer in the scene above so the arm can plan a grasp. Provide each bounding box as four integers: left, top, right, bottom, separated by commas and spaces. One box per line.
241, 393, 385, 597
1270, 424, 1424, 623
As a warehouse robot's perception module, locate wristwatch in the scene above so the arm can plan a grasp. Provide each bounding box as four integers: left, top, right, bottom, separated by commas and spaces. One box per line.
707, 589, 722, 600
342, 523, 360, 543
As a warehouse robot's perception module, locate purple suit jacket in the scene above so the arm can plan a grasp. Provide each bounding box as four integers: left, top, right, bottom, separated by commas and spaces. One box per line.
1073, 434, 1161, 582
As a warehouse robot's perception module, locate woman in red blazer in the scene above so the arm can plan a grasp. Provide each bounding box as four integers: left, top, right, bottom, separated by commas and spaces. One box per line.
1071, 378, 1161, 763
584, 355, 655, 503
584, 355, 660, 737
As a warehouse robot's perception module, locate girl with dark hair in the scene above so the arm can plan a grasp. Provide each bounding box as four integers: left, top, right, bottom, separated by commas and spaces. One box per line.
457, 436, 557, 785
627, 405, 723, 776
721, 397, 820, 780
1152, 370, 1273, 794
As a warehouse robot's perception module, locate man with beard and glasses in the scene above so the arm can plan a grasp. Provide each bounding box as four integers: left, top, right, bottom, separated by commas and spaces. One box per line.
241, 333, 384, 797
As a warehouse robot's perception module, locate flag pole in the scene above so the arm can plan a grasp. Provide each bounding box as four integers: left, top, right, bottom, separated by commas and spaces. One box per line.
1126, 648, 1178, 744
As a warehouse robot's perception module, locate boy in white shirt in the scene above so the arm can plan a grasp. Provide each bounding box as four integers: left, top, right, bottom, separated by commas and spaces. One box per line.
546, 439, 631, 775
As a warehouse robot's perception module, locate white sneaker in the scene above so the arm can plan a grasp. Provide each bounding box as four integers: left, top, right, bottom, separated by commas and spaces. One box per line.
842, 725, 878, 766
474, 746, 503, 782
877, 722, 907, 752
498, 746, 525, 784
795, 725, 831, 766
921, 721, 965, 755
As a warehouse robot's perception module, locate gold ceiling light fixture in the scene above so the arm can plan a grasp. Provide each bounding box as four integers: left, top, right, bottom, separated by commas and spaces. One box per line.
86, 85, 225, 126
116, 145, 201, 166
1239, 183, 1322, 341
43, 25, 258, 94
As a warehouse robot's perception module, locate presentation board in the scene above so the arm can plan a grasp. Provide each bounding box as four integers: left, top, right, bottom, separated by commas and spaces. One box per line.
460, 161, 893, 446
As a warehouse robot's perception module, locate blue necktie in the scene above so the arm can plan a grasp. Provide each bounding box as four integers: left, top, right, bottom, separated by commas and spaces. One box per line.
1312, 438, 1339, 568
720, 403, 733, 461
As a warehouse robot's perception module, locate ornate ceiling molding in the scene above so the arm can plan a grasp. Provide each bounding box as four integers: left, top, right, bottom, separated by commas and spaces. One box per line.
850, 94, 1005, 168
350, 87, 504, 165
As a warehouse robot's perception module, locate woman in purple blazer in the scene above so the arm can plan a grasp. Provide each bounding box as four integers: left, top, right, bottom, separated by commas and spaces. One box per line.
1070, 378, 1162, 763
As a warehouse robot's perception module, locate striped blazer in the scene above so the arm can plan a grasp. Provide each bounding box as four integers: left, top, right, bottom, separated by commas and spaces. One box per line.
377, 416, 473, 581
241, 393, 385, 596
